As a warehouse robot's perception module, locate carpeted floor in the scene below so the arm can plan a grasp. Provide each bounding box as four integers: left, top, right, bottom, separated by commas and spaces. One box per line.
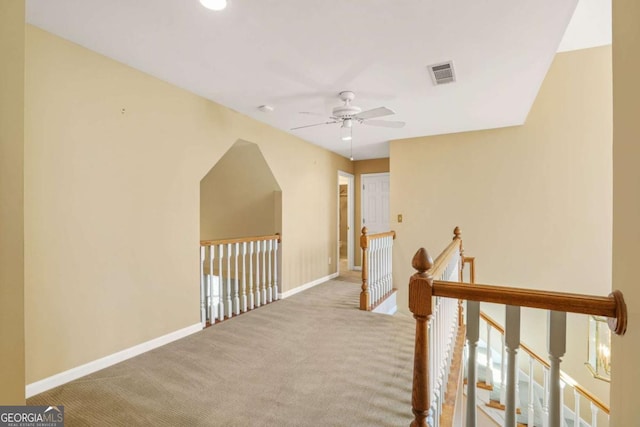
28, 280, 416, 426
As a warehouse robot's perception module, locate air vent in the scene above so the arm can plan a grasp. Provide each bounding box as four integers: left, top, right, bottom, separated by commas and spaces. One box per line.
428, 61, 456, 85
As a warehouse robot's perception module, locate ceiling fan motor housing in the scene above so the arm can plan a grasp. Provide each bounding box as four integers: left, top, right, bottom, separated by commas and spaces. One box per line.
333, 105, 362, 118
333, 90, 362, 119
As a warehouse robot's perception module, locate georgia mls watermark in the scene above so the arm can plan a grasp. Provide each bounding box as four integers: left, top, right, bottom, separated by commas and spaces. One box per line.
0, 406, 64, 427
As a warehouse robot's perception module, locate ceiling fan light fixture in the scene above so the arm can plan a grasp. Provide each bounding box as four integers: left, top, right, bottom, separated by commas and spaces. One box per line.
200, 0, 227, 11
340, 124, 352, 141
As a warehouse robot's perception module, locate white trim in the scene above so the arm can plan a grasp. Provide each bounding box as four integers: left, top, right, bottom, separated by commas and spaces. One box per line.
372, 291, 397, 316
26, 323, 202, 398
353, 266, 362, 271
278, 272, 339, 299
337, 171, 355, 272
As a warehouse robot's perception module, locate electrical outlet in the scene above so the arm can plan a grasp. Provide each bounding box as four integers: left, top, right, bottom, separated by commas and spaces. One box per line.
328, 257, 332, 265
398, 214, 403, 223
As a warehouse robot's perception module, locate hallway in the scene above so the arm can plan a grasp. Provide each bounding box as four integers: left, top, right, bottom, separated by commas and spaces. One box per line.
28, 280, 415, 426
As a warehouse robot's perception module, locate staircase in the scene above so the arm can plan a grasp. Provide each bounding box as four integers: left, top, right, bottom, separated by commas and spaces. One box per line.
405, 226, 625, 427
466, 334, 608, 427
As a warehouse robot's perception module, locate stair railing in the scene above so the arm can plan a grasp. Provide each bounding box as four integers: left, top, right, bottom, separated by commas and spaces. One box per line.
479, 311, 610, 426
409, 227, 464, 427
360, 227, 396, 310
408, 226, 628, 427
200, 234, 280, 327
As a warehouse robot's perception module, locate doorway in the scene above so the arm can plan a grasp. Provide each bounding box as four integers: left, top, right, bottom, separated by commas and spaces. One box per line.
361, 173, 390, 234
338, 171, 355, 274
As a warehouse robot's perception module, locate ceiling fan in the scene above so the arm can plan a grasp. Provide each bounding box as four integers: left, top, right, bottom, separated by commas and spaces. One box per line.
290, 91, 405, 140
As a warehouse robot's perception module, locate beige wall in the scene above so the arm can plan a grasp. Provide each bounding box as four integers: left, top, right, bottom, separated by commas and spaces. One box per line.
391, 46, 612, 402
0, 0, 25, 404
24, 26, 351, 383
353, 158, 390, 266
200, 140, 281, 241
611, 0, 640, 423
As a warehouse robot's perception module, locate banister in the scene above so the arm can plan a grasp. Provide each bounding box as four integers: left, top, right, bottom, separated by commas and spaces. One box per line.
364, 230, 397, 241
479, 311, 610, 415
200, 233, 281, 246
360, 227, 396, 311
429, 237, 461, 279
431, 280, 627, 335
409, 227, 621, 426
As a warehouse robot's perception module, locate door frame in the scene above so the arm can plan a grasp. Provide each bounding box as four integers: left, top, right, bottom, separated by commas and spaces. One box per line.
361, 172, 390, 233
337, 171, 355, 272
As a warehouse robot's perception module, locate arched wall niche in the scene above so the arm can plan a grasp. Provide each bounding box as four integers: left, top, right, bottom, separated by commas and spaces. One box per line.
200, 140, 282, 240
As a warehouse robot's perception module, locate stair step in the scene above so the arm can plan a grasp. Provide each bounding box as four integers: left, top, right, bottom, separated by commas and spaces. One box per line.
466, 338, 588, 427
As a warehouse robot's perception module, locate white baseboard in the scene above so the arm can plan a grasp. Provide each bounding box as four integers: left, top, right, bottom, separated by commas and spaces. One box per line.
353, 266, 362, 271
372, 291, 397, 316
26, 322, 202, 398
278, 272, 339, 299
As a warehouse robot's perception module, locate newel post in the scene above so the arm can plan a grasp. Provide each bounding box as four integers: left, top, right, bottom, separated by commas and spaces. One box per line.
409, 248, 434, 427
360, 227, 370, 311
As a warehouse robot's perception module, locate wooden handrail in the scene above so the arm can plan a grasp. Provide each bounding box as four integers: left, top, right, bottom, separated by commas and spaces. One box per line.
429, 237, 461, 279
431, 280, 627, 335
479, 311, 610, 415
365, 230, 397, 241
200, 233, 281, 246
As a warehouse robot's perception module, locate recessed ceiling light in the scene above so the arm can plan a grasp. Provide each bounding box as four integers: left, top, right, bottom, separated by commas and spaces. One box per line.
258, 105, 274, 113
200, 0, 227, 11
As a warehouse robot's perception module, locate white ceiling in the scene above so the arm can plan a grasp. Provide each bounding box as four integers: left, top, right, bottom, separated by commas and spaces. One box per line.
26, 0, 611, 160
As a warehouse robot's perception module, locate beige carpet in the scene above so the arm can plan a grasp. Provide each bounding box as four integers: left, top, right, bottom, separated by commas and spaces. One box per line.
28, 280, 415, 426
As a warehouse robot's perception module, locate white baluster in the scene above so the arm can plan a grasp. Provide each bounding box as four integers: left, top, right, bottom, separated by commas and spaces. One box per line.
210, 245, 218, 322
505, 305, 521, 427
226, 243, 233, 318
429, 320, 435, 426
248, 241, 255, 309
218, 244, 225, 320
370, 239, 376, 305
233, 242, 240, 315
206, 246, 212, 323
241, 242, 247, 313
372, 239, 382, 304
381, 238, 386, 297
378, 238, 383, 300
485, 321, 493, 389
573, 389, 580, 427
267, 239, 273, 303
500, 335, 507, 407
528, 356, 535, 426
255, 241, 261, 307
466, 300, 480, 427
543, 366, 550, 427
273, 237, 279, 299
547, 310, 567, 427
200, 246, 206, 326
378, 238, 383, 303
560, 381, 566, 425
590, 402, 598, 427
387, 236, 393, 295
261, 240, 267, 304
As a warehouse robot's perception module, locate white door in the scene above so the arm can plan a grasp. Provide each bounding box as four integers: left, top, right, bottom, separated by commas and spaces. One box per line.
362, 173, 390, 234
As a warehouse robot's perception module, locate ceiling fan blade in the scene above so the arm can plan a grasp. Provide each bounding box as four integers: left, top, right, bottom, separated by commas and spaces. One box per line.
362, 119, 406, 128
290, 121, 337, 130
354, 106, 395, 120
